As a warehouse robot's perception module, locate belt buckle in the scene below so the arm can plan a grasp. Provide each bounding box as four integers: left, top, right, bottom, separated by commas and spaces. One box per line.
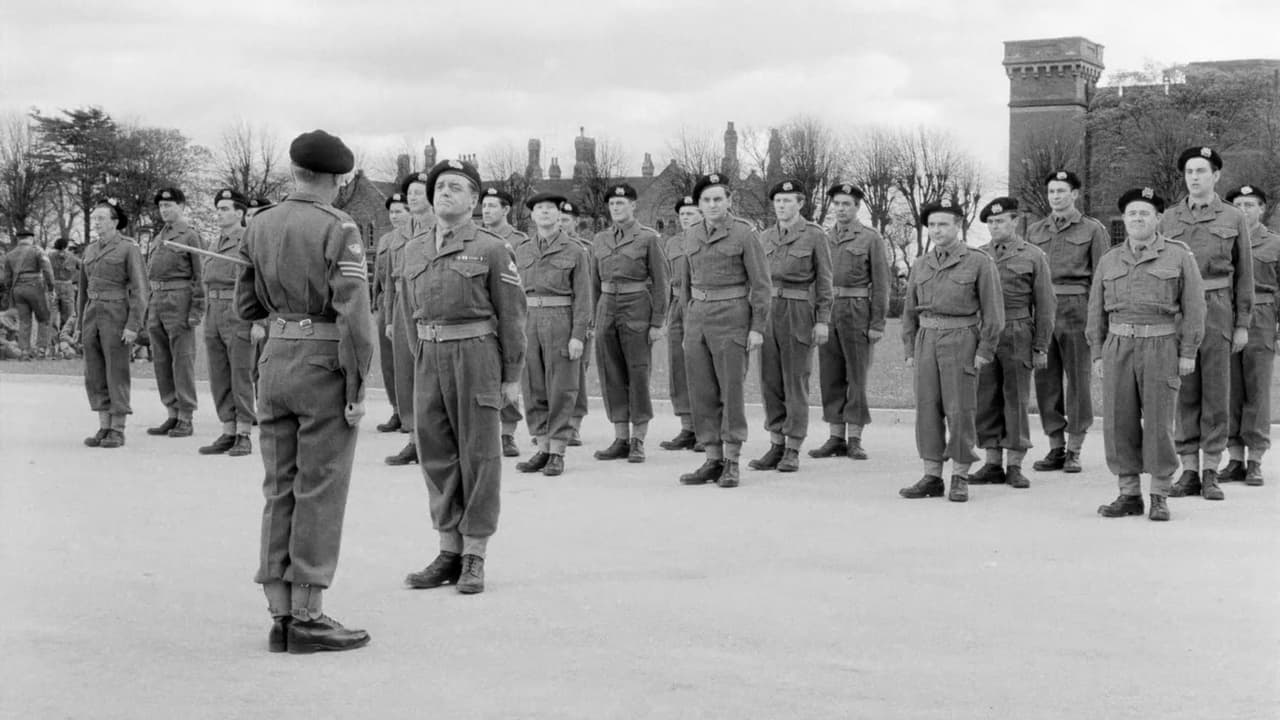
425, 324, 439, 341
299, 319, 313, 336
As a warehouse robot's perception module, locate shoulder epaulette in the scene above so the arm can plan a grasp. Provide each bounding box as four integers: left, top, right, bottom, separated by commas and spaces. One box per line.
1166, 238, 1192, 251
639, 224, 659, 236
1083, 215, 1108, 231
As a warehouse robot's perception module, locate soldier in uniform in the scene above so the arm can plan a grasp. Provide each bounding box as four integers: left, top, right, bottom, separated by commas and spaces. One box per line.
0, 228, 54, 358
559, 199, 592, 447
1027, 170, 1110, 474
589, 183, 668, 463
79, 198, 147, 448
385, 173, 436, 466
659, 195, 703, 452
1223, 185, 1279, 486
811, 183, 890, 462
749, 180, 832, 473
677, 173, 771, 488
198, 188, 258, 457
899, 200, 1004, 503
1089, 188, 1206, 522
1161, 147, 1253, 502
145, 188, 204, 439
48, 237, 81, 342
968, 198, 1055, 489
236, 129, 373, 653
513, 192, 592, 477
480, 186, 530, 457
372, 192, 409, 433
402, 159, 527, 595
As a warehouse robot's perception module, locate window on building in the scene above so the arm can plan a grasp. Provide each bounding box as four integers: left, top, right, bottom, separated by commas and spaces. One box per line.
1109, 219, 1125, 247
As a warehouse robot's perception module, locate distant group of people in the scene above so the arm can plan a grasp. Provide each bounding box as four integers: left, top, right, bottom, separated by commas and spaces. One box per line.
0, 233, 83, 359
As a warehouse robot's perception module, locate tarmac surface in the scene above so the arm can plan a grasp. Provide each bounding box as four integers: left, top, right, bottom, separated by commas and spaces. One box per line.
2, 374, 1278, 719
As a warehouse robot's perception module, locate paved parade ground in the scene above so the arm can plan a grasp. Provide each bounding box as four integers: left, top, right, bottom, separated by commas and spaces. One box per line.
2, 373, 1278, 719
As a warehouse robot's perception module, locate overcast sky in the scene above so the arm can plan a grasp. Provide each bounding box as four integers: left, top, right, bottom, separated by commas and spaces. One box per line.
3, 0, 1279, 188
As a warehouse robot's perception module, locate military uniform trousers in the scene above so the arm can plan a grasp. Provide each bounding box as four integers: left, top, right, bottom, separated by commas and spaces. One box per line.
819, 296, 874, 428
82, 297, 133, 415
572, 334, 592, 424
10, 278, 50, 351
390, 294, 416, 431
975, 316, 1035, 452
1228, 301, 1276, 452
595, 291, 655, 424
761, 294, 815, 441
415, 334, 503, 539
254, 337, 356, 588
376, 303, 397, 410
667, 295, 691, 418
522, 306, 581, 444
1034, 293, 1093, 437
914, 325, 980, 465
684, 296, 751, 447
1177, 288, 1233, 456
1101, 333, 1180, 493
147, 287, 199, 417
204, 297, 256, 426
53, 280, 76, 331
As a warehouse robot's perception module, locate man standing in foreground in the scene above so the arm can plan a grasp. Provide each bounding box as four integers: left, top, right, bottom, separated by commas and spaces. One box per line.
402, 159, 527, 594
145, 188, 203, 438
237, 129, 374, 653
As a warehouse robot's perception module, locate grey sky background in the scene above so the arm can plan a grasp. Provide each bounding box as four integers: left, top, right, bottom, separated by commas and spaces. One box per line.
3, 0, 1277, 188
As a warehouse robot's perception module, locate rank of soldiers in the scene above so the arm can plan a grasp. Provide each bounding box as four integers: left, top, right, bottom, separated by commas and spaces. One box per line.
21, 133, 1274, 655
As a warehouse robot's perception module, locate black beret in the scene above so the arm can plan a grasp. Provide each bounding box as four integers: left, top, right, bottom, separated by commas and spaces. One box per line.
54, 237, 69, 250
96, 197, 129, 229
920, 198, 964, 225
768, 179, 806, 200
675, 195, 698, 212
289, 129, 354, 175
1225, 184, 1268, 205
424, 158, 481, 204
154, 187, 185, 204
213, 188, 248, 208
692, 172, 730, 202
385, 192, 408, 210
826, 182, 865, 201
482, 187, 514, 207
979, 197, 1019, 223
247, 197, 274, 210
15, 227, 34, 238
558, 200, 581, 216
1117, 187, 1166, 213
1178, 146, 1222, 172
525, 191, 569, 211
1044, 170, 1081, 190
400, 171, 432, 196
606, 183, 638, 201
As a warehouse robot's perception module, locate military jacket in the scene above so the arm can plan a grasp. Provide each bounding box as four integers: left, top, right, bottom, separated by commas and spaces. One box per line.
591, 219, 669, 327
514, 229, 593, 342
148, 220, 205, 317
77, 235, 147, 332
978, 239, 1056, 353
829, 219, 891, 333
402, 221, 528, 383
901, 243, 1005, 361
204, 225, 245, 289
679, 216, 772, 334
760, 219, 834, 324
1085, 234, 1207, 361
1158, 194, 1253, 328
1, 244, 54, 288
1025, 208, 1110, 291
1249, 225, 1280, 298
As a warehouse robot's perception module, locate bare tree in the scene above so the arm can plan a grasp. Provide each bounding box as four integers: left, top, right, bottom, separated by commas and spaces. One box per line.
479, 140, 536, 230
577, 137, 629, 232
0, 112, 52, 235
776, 115, 848, 222
213, 120, 288, 200
893, 127, 977, 255
662, 126, 722, 201
953, 158, 985, 242
1009, 119, 1085, 219
846, 126, 900, 235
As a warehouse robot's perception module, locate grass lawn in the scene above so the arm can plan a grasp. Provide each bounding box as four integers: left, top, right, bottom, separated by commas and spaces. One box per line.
5, 318, 1279, 421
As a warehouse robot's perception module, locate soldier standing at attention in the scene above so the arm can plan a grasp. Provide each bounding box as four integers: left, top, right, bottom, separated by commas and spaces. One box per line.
677, 173, 771, 488
1089, 188, 1205, 522
0, 228, 54, 358
899, 199, 1004, 503
480, 186, 530, 458
658, 195, 703, 452
590, 183, 668, 464
513, 192, 592, 476
1162, 146, 1253, 502
48, 237, 81, 342
79, 199, 147, 447
372, 192, 409, 433
1223, 185, 1279, 486
811, 183, 890, 462
559, 199, 592, 447
145, 188, 204, 439
1026, 170, 1109, 475
385, 172, 435, 466
749, 180, 833, 473
402, 159, 527, 594
968, 198, 1055, 489
198, 188, 257, 457
236, 129, 374, 653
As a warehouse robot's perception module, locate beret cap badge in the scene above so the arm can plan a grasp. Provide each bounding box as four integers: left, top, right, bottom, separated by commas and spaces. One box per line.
1242, 186, 1254, 194
1201, 147, 1212, 157
991, 203, 1002, 214
1142, 188, 1154, 198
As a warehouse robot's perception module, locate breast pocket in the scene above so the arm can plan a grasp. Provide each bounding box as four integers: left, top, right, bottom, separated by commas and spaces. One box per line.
1208, 225, 1239, 274
1140, 265, 1180, 305
786, 246, 814, 273
447, 259, 489, 299
547, 256, 579, 293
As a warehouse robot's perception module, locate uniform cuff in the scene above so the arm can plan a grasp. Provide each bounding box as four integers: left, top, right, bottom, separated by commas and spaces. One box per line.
502, 363, 521, 384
